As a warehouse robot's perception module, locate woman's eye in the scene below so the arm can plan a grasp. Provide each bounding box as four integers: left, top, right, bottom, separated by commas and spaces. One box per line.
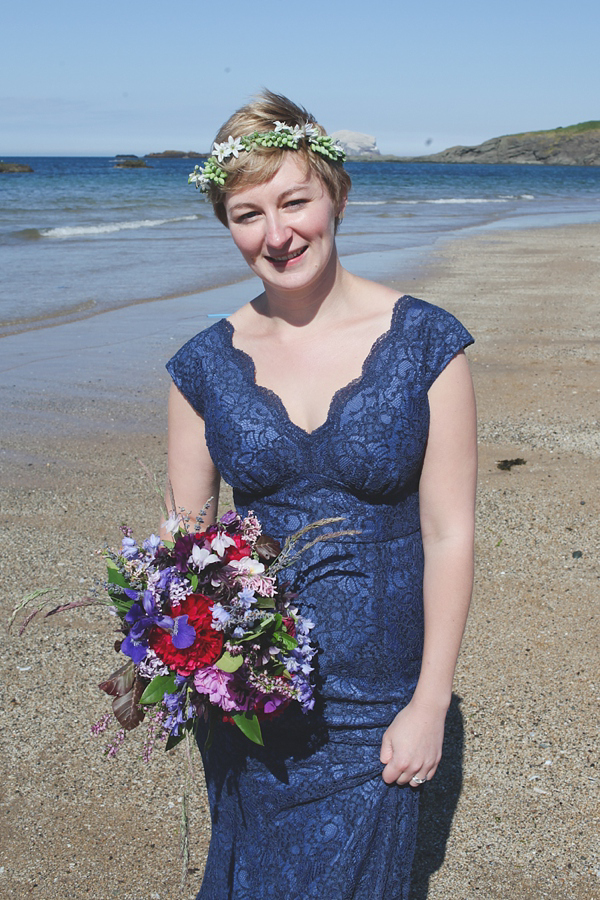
237, 211, 258, 222
286, 199, 306, 209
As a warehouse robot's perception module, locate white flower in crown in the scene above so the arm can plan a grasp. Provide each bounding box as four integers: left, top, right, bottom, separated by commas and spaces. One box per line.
303, 123, 320, 139
333, 141, 345, 157
285, 125, 305, 145
212, 135, 243, 163
188, 166, 209, 188
274, 121, 294, 134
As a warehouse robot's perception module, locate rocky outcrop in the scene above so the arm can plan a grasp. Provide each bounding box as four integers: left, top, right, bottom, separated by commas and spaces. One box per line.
0, 161, 33, 173
144, 150, 205, 158
410, 122, 600, 166
330, 131, 380, 159
114, 158, 150, 169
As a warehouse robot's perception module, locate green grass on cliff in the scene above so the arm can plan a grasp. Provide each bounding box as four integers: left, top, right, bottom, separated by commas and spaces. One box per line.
508, 121, 600, 139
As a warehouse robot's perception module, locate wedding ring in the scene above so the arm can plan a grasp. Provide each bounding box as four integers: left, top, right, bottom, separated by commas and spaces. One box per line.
410, 776, 427, 785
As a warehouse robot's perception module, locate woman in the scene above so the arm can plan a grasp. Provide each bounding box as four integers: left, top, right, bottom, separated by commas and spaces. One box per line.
166, 91, 476, 899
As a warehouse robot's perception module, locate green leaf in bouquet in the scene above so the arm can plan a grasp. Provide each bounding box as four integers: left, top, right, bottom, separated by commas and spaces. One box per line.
106, 563, 130, 590
269, 662, 288, 676
254, 596, 276, 609
232, 712, 264, 746
106, 588, 133, 617
273, 631, 297, 652
216, 651, 244, 673
190, 574, 199, 592
257, 613, 276, 631
140, 673, 177, 705
165, 721, 192, 752
237, 628, 263, 643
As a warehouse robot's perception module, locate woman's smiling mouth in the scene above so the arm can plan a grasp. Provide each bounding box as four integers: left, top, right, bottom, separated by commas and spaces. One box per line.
265, 246, 308, 264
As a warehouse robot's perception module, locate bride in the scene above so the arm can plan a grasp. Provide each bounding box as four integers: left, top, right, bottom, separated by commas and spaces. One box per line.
166, 90, 476, 899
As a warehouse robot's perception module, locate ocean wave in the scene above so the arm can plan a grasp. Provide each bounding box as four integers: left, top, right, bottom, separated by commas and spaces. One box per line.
347, 201, 388, 206
36, 214, 199, 239
395, 197, 504, 205
394, 194, 536, 205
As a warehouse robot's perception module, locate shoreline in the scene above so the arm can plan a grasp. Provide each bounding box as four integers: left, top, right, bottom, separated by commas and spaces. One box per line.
1, 221, 599, 898
3, 205, 600, 340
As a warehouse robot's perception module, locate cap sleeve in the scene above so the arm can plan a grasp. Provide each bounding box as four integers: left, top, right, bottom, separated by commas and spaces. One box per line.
404, 298, 474, 390
166, 331, 212, 417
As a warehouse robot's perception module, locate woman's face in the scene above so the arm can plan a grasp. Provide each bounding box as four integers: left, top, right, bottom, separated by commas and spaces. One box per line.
224, 155, 346, 296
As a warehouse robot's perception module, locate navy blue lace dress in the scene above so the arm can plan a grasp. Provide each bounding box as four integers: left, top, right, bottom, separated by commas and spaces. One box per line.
166, 295, 473, 900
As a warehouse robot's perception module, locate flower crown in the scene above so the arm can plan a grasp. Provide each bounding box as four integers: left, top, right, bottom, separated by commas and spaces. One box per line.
188, 121, 346, 193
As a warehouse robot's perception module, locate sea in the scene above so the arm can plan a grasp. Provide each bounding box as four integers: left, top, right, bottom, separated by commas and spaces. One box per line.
2, 157, 600, 337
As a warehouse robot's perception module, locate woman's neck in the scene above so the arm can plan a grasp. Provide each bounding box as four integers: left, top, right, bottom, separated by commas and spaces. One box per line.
255, 256, 356, 330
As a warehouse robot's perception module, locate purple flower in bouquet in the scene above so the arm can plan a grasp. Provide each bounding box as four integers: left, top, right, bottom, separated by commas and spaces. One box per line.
121, 588, 196, 665
292, 675, 315, 711
142, 534, 162, 556
163, 676, 194, 735
261, 693, 290, 715
121, 536, 140, 560
171, 532, 201, 572
235, 587, 256, 610
211, 602, 232, 630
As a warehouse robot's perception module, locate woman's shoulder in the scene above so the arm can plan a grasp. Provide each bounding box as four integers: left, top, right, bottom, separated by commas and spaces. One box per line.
169, 316, 230, 361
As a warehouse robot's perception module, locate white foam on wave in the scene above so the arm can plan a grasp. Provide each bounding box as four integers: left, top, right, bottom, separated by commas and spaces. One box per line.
41, 214, 198, 239
398, 197, 508, 205
396, 194, 536, 206
350, 195, 535, 207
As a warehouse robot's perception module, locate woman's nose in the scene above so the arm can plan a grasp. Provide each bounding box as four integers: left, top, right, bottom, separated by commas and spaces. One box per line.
264, 212, 291, 248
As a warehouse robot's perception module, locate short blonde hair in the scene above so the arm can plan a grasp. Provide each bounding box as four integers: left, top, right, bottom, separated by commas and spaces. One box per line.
206, 90, 351, 228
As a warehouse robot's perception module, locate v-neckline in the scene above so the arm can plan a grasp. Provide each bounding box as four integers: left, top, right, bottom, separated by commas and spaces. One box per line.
221, 295, 410, 438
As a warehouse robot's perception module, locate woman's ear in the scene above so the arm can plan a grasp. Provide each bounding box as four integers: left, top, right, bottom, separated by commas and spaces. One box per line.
335, 193, 348, 232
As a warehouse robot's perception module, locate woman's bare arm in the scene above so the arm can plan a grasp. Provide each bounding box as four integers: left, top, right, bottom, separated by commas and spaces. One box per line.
163, 383, 221, 536
380, 350, 477, 784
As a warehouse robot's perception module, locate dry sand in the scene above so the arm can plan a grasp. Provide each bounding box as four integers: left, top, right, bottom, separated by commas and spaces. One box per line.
1, 223, 598, 899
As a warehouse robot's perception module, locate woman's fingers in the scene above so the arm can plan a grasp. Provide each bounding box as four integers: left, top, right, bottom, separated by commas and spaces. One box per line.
393, 763, 436, 786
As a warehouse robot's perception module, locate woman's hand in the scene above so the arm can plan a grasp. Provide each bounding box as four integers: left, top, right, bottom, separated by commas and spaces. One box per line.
379, 697, 447, 785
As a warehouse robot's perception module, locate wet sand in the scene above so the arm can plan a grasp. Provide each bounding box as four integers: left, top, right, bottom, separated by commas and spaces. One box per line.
1, 223, 598, 899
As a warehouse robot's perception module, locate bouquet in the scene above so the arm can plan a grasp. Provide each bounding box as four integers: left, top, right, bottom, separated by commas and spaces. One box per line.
11, 508, 350, 755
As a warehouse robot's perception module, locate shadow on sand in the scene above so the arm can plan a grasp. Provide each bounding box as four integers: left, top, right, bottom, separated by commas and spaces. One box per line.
410, 693, 465, 899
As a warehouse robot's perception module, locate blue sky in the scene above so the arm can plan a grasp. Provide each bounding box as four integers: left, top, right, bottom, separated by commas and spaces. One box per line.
2, 0, 598, 156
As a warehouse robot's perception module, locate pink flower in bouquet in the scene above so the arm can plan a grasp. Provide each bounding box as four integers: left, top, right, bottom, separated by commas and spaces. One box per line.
194, 665, 255, 713
149, 593, 223, 676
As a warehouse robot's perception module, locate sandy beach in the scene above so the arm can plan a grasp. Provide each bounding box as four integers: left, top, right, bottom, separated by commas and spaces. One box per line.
1, 222, 599, 899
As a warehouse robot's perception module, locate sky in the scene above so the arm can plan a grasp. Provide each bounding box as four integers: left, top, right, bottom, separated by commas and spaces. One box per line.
2, 0, 599, 157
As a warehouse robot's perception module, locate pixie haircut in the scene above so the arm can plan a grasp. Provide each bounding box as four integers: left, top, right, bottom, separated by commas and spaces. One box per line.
206, 90, 352, 228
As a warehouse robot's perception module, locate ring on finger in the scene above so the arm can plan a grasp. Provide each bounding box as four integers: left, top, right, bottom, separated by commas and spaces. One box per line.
410, 775, 427, 785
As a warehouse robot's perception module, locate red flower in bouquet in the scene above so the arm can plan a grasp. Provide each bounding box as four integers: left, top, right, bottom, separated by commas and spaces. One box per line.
282, 616, 296, 639
149, 593, 223, 676
224, 534, 252, 563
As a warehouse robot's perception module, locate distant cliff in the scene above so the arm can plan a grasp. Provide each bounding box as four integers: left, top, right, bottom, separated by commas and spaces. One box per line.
0, 161, 33, 173
330, 131, 380, 159
409, 122, 600, 166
